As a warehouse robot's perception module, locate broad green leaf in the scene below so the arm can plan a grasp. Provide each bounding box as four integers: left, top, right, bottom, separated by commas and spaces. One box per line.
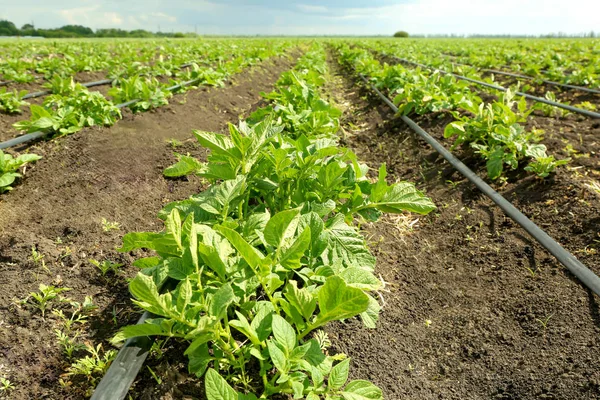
279, 226, 311, 270
119, 232, 163, 252
486, 147, 504, 180
360, 294, 381, 329
129, 273, 168, 315
216, 226, 264, 269
341, 380, 383, 400
370, 182, 436, 215
112, 322, 170, 343
314, 276, 369, 327
271, 314, 296, 353
329, 358, 350, 390
267, 340, 289, 373
323, 215, 376, 270
264, 208, 301, 249
339, 268, 381, 290
205, 369, 238, 400
209, 283, 234, 321
164, 154, 202, 177
284, 280, 317, 321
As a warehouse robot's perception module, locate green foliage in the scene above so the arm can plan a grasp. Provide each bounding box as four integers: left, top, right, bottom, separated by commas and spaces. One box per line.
337, 43, 570, 180
25, 284, 71, 317
114, 45, 432, 398
394, 31, 409, 38
108, 76, 172, 112
0, 150, 41, 193
13, 86, 121, 136
0, 87, 28, 113
89, 259, 123, 276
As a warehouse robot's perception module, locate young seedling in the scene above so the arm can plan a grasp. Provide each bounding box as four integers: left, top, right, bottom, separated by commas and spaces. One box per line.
55, 329, 86, 360
26, 284, 71, 317
29, 245, 45, 265
0, 377, 14, 393
101, 218, 120, 232
65, 343, 117, 384
89, 259, 123, 276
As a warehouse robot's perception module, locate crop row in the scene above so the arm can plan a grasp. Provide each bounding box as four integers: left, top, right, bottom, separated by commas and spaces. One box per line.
104, 43, 435, 399
334, 43, 570, 181
0, 39, 290, 84
366, 38, 600, 89
0, 40, 294, 193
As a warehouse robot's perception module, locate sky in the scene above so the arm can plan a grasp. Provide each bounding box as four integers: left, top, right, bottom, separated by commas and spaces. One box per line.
0, 0, 599, 36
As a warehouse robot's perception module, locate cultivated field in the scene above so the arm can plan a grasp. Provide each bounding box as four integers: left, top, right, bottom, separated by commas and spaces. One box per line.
0, 37, 599, 399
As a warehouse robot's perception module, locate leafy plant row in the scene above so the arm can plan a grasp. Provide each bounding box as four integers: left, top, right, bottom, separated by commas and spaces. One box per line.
112, 44, 435, 399
0, 42, 295, 194
335, 44, 569, 180
0, 39, 290, 85
372, 38, 600, 89
11, 42, 292, 137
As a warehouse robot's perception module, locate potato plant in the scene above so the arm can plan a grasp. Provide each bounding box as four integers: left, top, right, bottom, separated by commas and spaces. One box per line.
114, 45, 435, 399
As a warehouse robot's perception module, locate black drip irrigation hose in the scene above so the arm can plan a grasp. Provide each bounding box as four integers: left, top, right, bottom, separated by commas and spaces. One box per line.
387, 55, 600, 119
357, 72, 600, 297
22, 79, 115, 100
0, 80, 13, 86
90, 311, 155, 400
448, 60, 600, 95
0, 77, 203, 150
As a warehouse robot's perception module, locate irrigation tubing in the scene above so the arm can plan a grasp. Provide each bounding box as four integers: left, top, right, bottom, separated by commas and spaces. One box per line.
22, 79, 115, 100
0, 77, 203, 150
90, 310, 155, 400
387, 55, 600, 119
357, 72, 600, 297
447, 60, 600, 95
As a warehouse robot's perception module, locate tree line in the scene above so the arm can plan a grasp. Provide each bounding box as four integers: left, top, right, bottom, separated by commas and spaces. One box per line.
0, 20, 194, 38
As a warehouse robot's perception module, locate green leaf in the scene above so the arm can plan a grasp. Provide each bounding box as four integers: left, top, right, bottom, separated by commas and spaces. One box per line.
112, 322, 170, 343
360, 294, 381, 329
267, 340, 289, 373
205, 369, 238, 400
129, 273, 168, 315
164, 154, 202, 177
341, 380, 383, 400
339, 268, 381, 290
119, 232, 163, 252
284, 280, 317, 321
329, 358, 350, 390
486, 146, 504, 180
314, 276, 369, 327
264, 208, 301, 249
271, 314, 296, 353
209, 283, 234, 321
216, 226, 264, 269
279, 226, 311, 270
323, 215, 376, 270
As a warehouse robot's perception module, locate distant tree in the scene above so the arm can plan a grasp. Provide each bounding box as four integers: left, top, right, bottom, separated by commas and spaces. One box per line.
0, 20, 19, 36
21, 23, 34, 30
393, 31, 409, 38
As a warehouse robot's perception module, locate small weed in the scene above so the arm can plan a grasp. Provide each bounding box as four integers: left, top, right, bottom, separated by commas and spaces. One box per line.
536, 313, 553, 332
29, 246, 45, 265
101, 218, 120, 232
64, 343, 117, 384
167, 138, 183, 148
25, 284, 71, 317
0, 377, 14, 393
89, 259, 123, 276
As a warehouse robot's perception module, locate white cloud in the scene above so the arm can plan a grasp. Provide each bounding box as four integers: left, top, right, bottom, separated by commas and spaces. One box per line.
103, 12, 123, 25
149, 12, 177, 23
297, 4, 328, 13
57, 5, 100, 25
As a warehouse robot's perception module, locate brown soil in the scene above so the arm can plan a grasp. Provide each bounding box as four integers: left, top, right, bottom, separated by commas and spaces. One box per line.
0, 52, 298, 400
323, 51, 600, 400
